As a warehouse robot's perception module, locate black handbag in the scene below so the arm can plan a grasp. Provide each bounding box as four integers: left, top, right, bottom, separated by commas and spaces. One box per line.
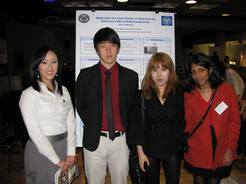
179, 89, 217, 155
178, 132, 191, 154
129, 149, 146, 184
129, 93, 146, 184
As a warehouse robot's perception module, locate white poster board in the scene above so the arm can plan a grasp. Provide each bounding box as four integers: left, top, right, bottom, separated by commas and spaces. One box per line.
76, 10, 175, 147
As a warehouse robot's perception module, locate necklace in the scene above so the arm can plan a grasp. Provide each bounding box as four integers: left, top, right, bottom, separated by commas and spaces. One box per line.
46, 82, 55, 93
199, 88, 212, 93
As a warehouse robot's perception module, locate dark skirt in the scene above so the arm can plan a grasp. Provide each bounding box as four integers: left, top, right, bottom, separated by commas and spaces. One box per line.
184, 161, 232, 178
25, 133, 67, 184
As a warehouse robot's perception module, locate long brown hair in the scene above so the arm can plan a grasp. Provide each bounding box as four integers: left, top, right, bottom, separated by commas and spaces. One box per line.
142, 52, 177, 100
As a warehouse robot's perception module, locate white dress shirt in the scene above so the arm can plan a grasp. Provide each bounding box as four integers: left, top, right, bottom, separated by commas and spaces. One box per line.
19, 81, 76, 164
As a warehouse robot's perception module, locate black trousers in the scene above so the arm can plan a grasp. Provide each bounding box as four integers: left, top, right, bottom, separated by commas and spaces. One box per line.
145, 155, 181, 184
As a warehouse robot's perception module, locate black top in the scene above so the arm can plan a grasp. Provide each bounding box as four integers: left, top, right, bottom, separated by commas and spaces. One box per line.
138, 86, 185, 159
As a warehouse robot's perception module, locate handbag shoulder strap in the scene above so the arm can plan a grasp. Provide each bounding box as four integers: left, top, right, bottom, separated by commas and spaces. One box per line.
190, 88, 217, 137
140, 93, 145, 126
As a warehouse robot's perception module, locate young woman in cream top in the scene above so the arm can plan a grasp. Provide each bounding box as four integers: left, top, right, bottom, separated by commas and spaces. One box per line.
19, 46, 76, 184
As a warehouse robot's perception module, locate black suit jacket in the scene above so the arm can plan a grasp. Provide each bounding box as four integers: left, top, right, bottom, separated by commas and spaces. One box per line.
76, 63, 139, 151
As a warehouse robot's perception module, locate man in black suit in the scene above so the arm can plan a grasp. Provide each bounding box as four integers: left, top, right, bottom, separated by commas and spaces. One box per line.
76, 27, 139, 184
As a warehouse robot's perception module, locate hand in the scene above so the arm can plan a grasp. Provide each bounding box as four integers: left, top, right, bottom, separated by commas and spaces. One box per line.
138, 152, 150, 172
66, 155, 76, 166
57, 160, 68, 172
137, 146, 150, 172
223, 149, 233, 166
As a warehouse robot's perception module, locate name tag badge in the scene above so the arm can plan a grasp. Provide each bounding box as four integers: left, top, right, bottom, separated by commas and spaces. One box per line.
215, 101, 228, 115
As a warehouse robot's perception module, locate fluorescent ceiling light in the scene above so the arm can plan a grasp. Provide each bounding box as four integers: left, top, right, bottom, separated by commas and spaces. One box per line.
44, 0, 56, 3
221, 13, 230, 17
153, 3, 179, 9
89, 2, 113, 8
189, 4, 218, 10
117, 0, 128, 2
185, 0, 197, 4
61, 1, 87, 7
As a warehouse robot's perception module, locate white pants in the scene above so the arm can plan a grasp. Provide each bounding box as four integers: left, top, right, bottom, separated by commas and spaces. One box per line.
83, 134, 129, 184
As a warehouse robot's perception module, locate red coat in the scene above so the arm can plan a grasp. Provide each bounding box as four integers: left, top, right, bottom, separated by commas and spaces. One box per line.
184, 82, 240, 169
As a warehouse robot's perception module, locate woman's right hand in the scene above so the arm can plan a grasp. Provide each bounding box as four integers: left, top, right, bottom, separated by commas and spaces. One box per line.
137, 145, 150, 172
223, 149, 233, 166
57, 160, 68, 172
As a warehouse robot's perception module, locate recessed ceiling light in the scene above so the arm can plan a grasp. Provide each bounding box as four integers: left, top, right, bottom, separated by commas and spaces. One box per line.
185, 0, 197, 4
117, 0, 128, 2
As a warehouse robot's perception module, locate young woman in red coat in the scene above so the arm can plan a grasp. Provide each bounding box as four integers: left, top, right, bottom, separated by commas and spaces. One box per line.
184, 53, 241, 184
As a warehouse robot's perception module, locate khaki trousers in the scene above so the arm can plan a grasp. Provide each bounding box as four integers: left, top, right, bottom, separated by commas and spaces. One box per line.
83, 134, 129, 184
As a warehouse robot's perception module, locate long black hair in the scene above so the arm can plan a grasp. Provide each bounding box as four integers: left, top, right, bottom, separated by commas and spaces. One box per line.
185, 53, 223, 92
30, 45, 63, 95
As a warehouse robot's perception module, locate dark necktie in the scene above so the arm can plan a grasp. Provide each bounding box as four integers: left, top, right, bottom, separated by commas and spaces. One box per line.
105, 71, 115, 140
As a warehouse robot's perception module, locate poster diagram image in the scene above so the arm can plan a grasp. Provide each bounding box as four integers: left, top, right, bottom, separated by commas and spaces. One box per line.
144, 46, 157, 54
